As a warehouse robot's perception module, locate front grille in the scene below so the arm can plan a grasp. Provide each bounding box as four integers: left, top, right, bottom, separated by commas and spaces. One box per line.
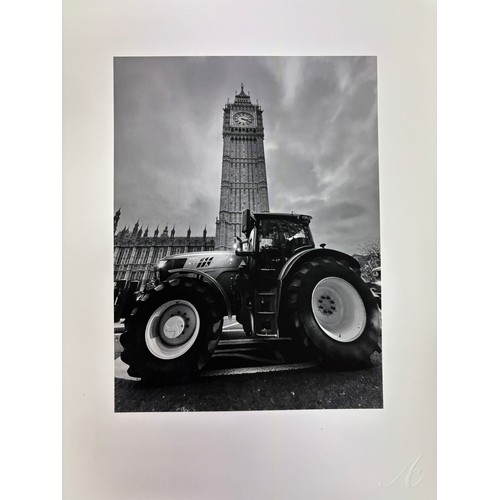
196, 256, 214, 269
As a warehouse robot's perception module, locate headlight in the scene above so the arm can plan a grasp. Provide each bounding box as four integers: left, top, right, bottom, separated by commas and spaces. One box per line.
156, 258, 187, 280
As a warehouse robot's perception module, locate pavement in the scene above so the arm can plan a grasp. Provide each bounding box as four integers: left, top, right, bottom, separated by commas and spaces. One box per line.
115, 352, 383, 412
114, 316, 383, 411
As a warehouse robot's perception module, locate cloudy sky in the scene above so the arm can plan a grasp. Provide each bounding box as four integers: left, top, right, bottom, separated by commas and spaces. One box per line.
114, 56, 379, 254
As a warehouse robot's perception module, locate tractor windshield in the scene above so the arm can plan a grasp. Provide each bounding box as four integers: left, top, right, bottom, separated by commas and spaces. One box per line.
259, 218, 313, 254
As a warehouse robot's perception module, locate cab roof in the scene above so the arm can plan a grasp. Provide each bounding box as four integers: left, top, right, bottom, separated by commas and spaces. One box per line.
252, 212, 312, 222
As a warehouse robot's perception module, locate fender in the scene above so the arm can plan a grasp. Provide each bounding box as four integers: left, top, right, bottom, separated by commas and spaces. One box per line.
278, 247, 360, 282
276, 248, 361, 321
165, 268, 233, 319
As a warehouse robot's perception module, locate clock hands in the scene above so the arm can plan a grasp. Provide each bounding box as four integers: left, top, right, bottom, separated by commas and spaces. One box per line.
234, 112, 254, 125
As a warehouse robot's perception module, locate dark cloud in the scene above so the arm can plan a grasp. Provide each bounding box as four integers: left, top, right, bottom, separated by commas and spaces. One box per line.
114, 57, 380, 254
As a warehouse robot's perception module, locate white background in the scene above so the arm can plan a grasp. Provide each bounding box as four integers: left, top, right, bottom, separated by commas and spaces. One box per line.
1, 0, 499, 498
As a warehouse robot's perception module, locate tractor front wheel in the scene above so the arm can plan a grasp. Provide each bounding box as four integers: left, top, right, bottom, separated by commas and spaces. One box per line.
120, 278, 224, 384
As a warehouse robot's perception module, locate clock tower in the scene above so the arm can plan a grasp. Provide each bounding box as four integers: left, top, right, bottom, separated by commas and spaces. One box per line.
215, 84, 270, 249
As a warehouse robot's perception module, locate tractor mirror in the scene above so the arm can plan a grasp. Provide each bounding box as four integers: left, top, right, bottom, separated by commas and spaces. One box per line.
241, 208, 252, 237
234, 234, 255, 257
234, 236, 248, 252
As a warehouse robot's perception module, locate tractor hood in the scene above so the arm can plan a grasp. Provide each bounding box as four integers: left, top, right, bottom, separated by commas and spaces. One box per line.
156, 251, 242, 278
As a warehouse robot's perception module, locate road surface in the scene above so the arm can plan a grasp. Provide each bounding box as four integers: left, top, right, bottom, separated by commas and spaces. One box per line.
114, 318, 383, 412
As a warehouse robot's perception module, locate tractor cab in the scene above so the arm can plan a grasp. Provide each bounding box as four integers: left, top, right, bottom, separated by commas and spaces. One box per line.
237, 209, 314, 266
235, 209, 315, 336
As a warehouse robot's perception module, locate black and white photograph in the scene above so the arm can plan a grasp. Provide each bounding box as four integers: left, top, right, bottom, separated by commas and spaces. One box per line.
113, 56, 383, 411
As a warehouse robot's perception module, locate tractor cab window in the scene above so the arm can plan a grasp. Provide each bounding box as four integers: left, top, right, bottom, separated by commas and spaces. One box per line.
258, 219, 313, 255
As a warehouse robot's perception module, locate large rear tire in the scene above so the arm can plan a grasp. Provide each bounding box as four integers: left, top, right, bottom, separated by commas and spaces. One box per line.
120, 278, 224, 384
283, 256, 380, 367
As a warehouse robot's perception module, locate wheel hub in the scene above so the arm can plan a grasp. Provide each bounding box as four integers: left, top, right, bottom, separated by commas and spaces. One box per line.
162, 316, 185, 339
316, 294, 336, 316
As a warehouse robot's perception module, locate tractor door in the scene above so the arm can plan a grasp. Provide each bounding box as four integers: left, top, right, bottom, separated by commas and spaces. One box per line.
236, 216, 314, 337
251, 218, 315, 336
235, 221, 281, 336
250, 219, 290, 336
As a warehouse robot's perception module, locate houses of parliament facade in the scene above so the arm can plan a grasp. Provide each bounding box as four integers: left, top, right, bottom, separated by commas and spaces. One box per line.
114, 85, 269, 290
113, 215, 216, 287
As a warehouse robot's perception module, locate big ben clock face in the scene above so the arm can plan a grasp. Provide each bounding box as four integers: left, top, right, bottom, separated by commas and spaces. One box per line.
233, 111, 254, 126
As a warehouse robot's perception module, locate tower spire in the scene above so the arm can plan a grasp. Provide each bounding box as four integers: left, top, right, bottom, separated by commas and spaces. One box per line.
131, 220, 139, 238
114, 207, 121, 234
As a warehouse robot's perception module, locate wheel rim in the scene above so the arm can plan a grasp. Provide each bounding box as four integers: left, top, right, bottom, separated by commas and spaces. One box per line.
311, 277, 366, 342
145, 300, 200, 359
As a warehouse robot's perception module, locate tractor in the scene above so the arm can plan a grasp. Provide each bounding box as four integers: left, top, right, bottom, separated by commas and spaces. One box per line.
120, 209, 381, 383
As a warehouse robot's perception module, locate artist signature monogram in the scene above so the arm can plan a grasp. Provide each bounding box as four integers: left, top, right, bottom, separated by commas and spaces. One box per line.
379, 455, 425, 488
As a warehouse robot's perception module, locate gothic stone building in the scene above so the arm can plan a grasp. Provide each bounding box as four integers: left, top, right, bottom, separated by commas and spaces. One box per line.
114, 215, 215, 288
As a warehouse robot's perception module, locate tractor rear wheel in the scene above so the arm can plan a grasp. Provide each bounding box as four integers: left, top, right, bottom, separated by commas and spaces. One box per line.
120, 278, 224, 384
283, 256, 380, 367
